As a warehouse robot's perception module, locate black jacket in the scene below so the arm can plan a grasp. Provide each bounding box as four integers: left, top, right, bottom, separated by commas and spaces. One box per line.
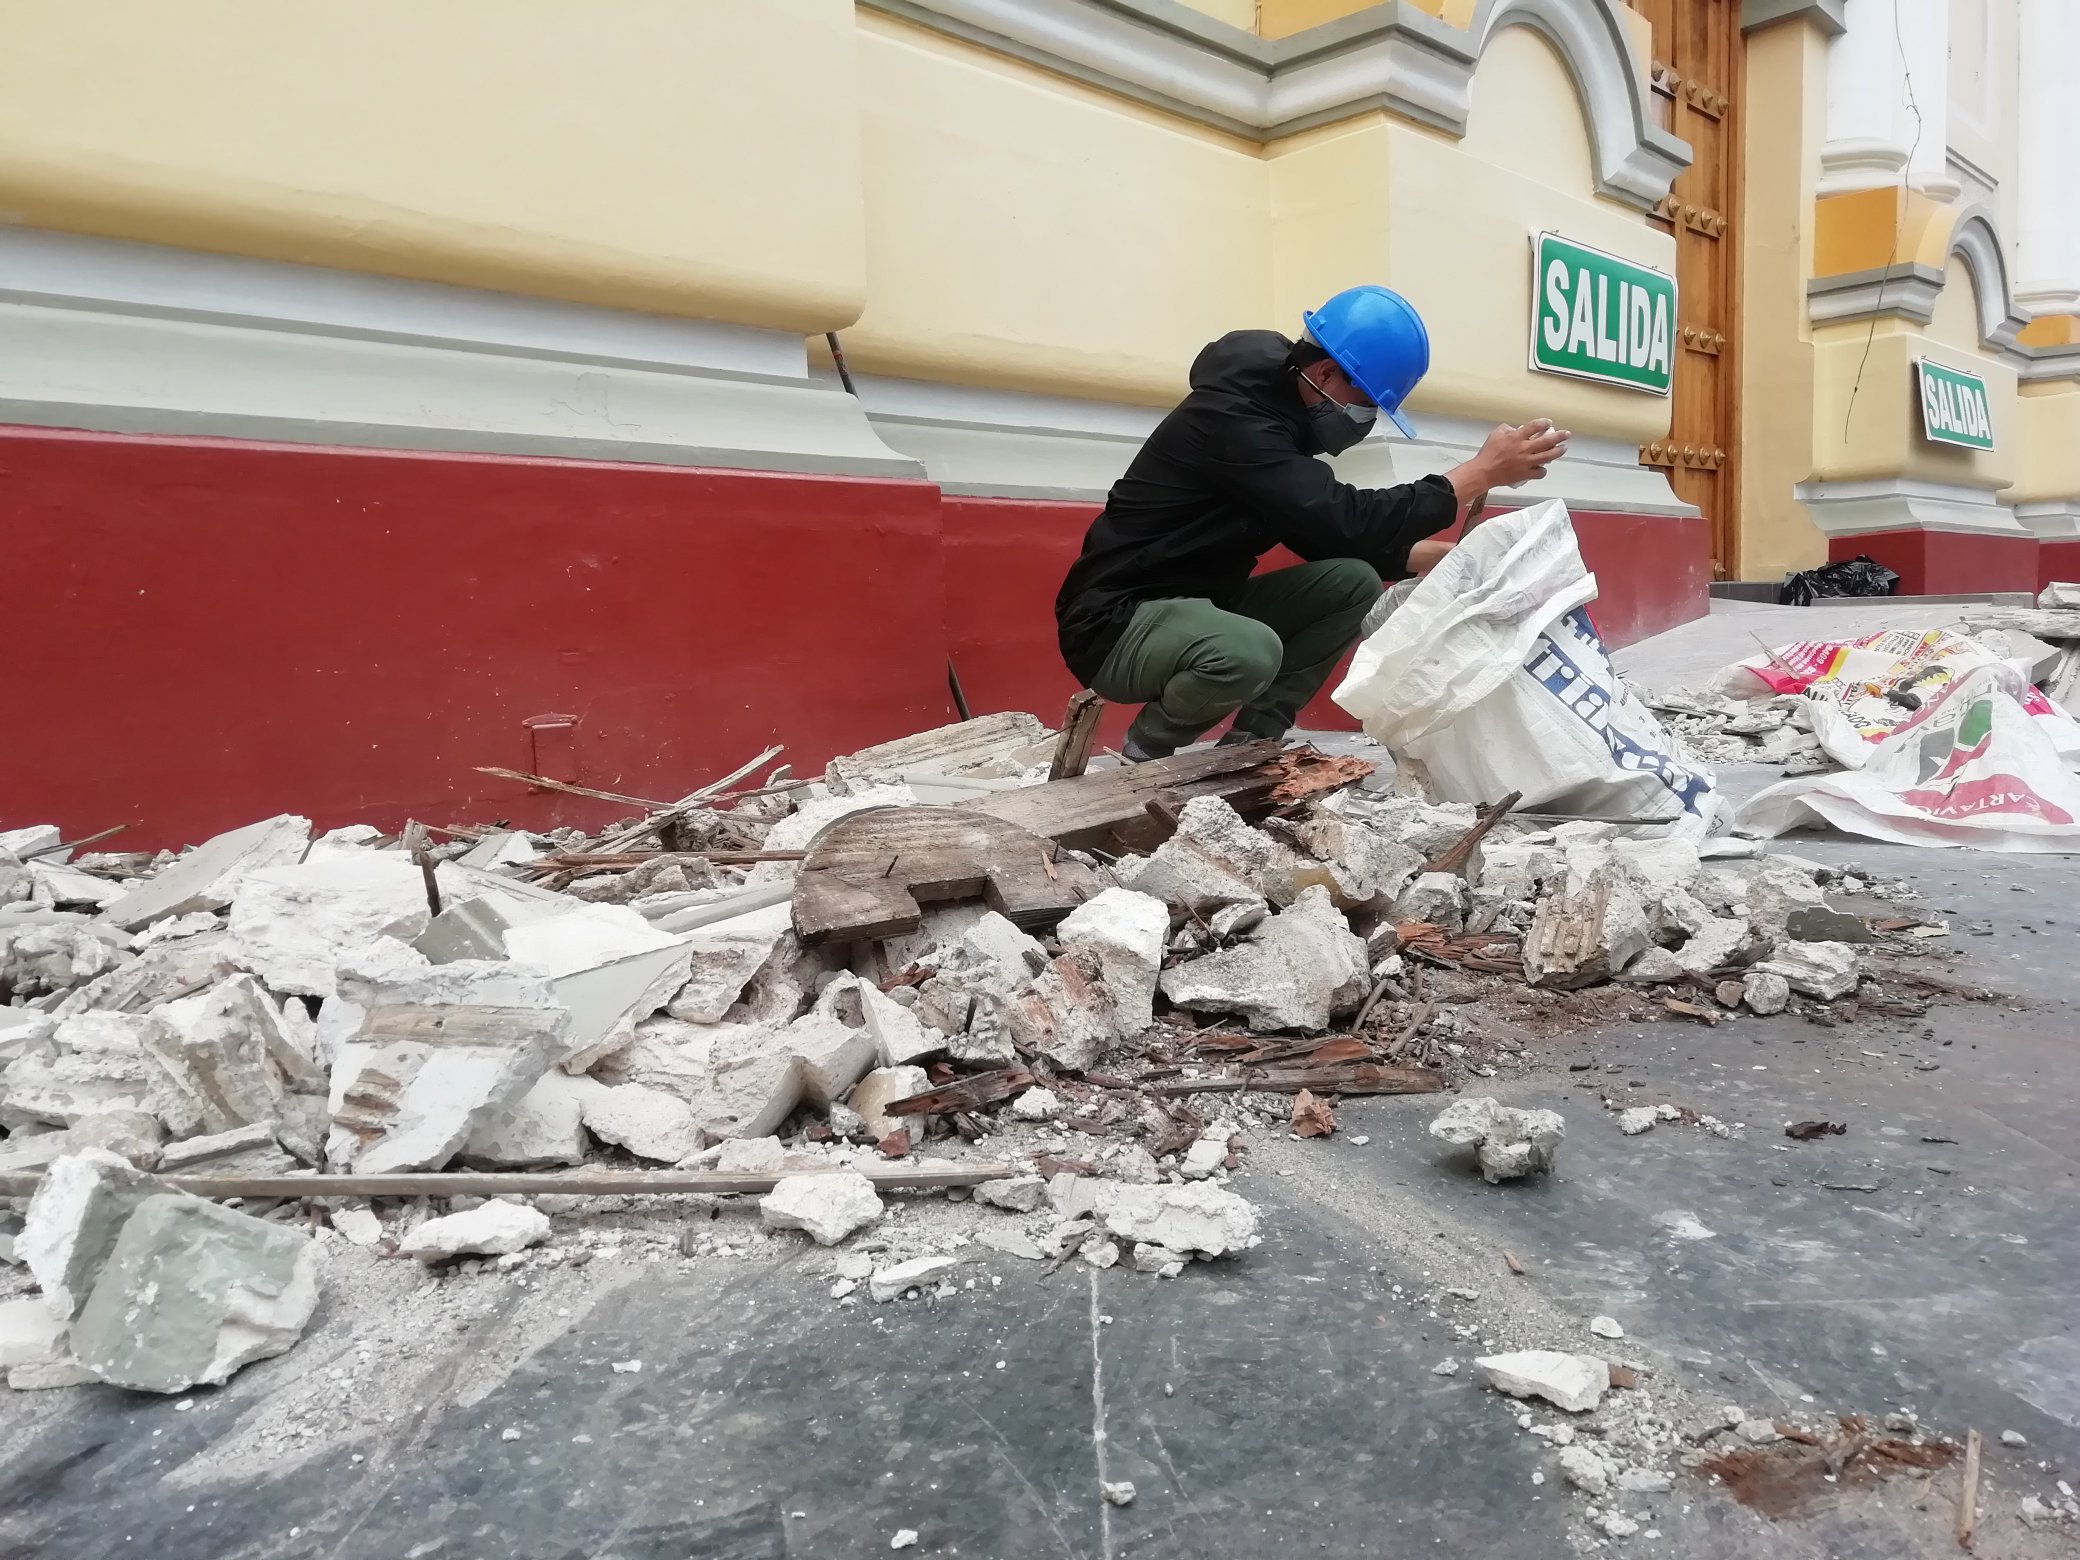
1054, 330, 1457, 683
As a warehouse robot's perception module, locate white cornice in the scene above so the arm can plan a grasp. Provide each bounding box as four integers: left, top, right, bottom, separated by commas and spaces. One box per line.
860, 0, 1690, 211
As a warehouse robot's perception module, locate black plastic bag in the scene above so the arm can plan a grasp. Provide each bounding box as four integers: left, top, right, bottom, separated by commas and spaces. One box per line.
1778, 555, 1899, 606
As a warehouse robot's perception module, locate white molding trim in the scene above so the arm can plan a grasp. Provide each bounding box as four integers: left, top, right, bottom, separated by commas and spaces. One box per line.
1949, 205, 2030, 357
2015, 500, 2080, 542
0, 227, 924, 478
860, 0, 1690, 211
1741, 0, 1846, 35
2019, 342, 2080, 385
1793, 476, 2027, 538
1334, 412, 1699, 518
1807, 263, 1943, 327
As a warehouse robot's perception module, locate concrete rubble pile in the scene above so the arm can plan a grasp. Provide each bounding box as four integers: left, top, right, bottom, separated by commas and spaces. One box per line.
0, 707, 1930, 1393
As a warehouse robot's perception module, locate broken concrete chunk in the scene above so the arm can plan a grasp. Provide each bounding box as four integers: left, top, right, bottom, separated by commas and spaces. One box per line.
1619, 948, 1684, 985
63, 1110, 165, 1168
1429, 1097, 1565, 1184
0, 1295, 72, 1372
665, 903, 793, 1025
330, 1207, 383, 1246
100, 815, 311, 932
1672, 912, 1751, 977
1615, 1107, 1658, 1136
974, 1175, 1047, 1213
171, 974, 326, 1134
1523, 870, 1651, 990
1611, 837, 1702, 898
327, 1003, 568, 1175
400, 1201, 551, 1260
1157, 886, 1367, 1033
868, 1254, 959, 1302
69, 1193, 319, 1392
1282, 813, 1425, 908
1741, 970, 1791, 1015
1129, 1242, 1186, 1277
848, 1066, 930, 1143
826, 712, 1048, 793
685, 1026, 805, 1147
1616, 1468, 1673, 1493
3, 915, 134, 1003
227, 852, 445, 999
1100, 1182, 1260, 1259
1391, 872, 1470, 934
1008, 1087, 1061, 1122
156, 1122, 297, 1175
760, 786, 919, 857
1558, 1444, 1612, 1494
462, 1069, 592, 1168
1474, 1350, 1610, 1413
858, 979, 945, 1068
998, 948, 1118, 1072
412, 896, 519, 964
974, 1226, 1047, 1262
1056, 888, 1167, 1034
20, 1149, 168, 1320
1477, 842, 1563, 902
1753, 940, 1858, 1000
1114, 798, 1272, 914
786, 1009, 877, 1109
759, 1170, 883, 1245
1180, 1136, 1228, 1179
576, 1080, 699, 1162
501, 903, 693, 1067
714, 1136, 789, 1174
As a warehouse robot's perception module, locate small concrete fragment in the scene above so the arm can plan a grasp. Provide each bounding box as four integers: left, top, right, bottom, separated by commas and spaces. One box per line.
1100, 1182, 1260, 1259
400, 1202, 551, 1260
20, 1148, 168, 1319
1180, 1136, 1228, 1179
1429, 1097, 1566, 1183
1522, 870, 1651, 990
1129, 1242, 1186, 1277
412, 896, 519, 964
997, 949, 1118, 1072
1056, 888, 1168, 1033
1741, 970, 1791, 1015
665, 903, 794, 1024
974, 1175, 1047, 1213
1474, 1350, 1610, 1413
228, 852, 442, 999
1615, 1107, 1658, 1137
1736, 1418, 1781, 1444
1753, 940, 1858, 1000
463, 1069, 592, 1168
849, 1065, 930, 1143
69, 1193, 319, 1392
1114, 796, 1274, 914
1158, 887, 1367, 1033
330, 1207, 383, 1247
858, 979, 944, 1068
1010, 1086, 1061, 1122
1616, 1468, 1674, 1493
577, 1080, 700, 1162
1101, 1480, 1136, 1506
974, 1226, 1048, 1261
760, 1170, 883, 1246
1391, 872, 1471, 935
0, 1295, 71, 1370
1081, 1236, 1120, 1269
1558, 1444, 1610, 1494
64, 1110, 165, 1168
869, 1254, 959, 1302
100, 815, 310, 932
1589, 1315, 1624, 1339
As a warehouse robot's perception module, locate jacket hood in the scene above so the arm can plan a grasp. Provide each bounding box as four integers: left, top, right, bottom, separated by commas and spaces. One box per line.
1187, 330, 1302, 421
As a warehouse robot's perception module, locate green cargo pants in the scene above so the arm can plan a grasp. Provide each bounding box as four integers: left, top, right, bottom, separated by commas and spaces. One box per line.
1090, 558, 1382, 756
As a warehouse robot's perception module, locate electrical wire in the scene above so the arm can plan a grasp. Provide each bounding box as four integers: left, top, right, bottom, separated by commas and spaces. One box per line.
1842, 2, 1926, 442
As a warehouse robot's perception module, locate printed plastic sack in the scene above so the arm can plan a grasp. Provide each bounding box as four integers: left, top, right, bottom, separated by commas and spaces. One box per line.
1716, 627, 2080, 769
1740, 662, 2080, 852
1334, 499, 1726, 839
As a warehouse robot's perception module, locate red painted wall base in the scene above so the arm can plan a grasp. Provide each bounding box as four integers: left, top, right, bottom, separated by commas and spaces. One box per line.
1827, 530, 2043, 597
4, 427, 1713, 846
2039, 539, 2080, 591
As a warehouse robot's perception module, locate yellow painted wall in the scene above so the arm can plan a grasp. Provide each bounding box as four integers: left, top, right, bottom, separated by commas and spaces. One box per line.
2016, 383, 2080, 506
1269, 27, 1675, 442
1811, 258, 2017, 490
0, 0, 869, 330
843, 15, 1270, 405
1259, 0, 1401, 40
1174, 0, 1259, 30
1737, 18, 1827, 577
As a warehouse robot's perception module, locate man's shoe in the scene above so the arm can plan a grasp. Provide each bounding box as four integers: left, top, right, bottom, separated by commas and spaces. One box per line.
1121, 734, 1175, 764
1217, 725, 1288, 748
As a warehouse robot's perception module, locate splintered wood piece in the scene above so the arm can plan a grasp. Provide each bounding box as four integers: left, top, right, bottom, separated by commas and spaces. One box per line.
358, 1004, 567, 1048
885, 1068, 1035, 1116
790, 807, 1097, 945
1147, 1062, 1444, 1097
1049, 691, 1104, 782
1421, 790, 1523, 878
1264, 751, 1378, 806
1956, 1428, 1981, 1550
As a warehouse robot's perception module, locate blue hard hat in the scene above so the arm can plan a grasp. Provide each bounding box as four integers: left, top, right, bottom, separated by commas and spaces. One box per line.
1301, 284, 1429, 438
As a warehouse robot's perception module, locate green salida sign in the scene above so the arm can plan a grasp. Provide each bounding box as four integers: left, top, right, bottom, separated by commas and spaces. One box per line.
1529, 232, 1677, 396
1915, 358, 1995, 451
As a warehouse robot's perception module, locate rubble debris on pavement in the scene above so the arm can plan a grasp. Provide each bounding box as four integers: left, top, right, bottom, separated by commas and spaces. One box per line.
0, 701, 1969, 1401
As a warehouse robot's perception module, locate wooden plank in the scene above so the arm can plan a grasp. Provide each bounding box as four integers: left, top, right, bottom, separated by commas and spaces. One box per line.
1048, 691, 1104, 781
791, 807, 1089, 944
976, 741, 1280, 847
1147, 1063, 1445, 1097
1956, 1427, 1981, 1549
0, 1164, 1016, 1201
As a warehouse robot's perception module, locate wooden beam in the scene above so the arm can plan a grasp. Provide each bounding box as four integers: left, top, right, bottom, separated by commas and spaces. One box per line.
1048, 691, 1104, 781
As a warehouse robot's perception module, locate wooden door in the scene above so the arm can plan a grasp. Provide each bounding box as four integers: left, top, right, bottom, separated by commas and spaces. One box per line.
1625, 0, 1742, 577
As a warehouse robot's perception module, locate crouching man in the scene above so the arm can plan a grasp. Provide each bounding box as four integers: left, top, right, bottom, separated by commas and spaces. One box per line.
1054, 285, 1568, 761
